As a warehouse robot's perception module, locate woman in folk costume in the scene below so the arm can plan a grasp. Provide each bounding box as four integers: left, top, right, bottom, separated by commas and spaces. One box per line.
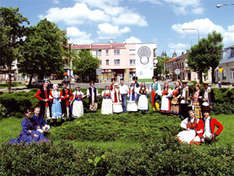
101, 86, 113, 114
111, 83, 123, 114
10, 109, 49, 144
71, 87, 84, 118
50, 84, 62, 119
177, 110, 204, 144
150, 76, 161, 112
138, 82, 149, 114
60, 81, 74, 119
87, 81, 99, 112
35, 80, 52, 120
160, 81, 172, 114
192, 84, 202, 118
171, 81, 181, 115
127, 81, 138, 112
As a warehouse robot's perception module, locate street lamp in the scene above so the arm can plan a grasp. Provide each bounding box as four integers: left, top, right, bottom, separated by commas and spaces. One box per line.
216, 3, 234, 8
182, 28, 200, 43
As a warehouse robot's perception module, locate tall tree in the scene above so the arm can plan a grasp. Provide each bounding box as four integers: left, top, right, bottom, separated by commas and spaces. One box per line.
154, 56, 170, 78
18, 19, 67, 85
188, 38, 210, 83
206, 31, 223, 83
188, 31, 223, 84
73, 50, 99, 82
0, 7, 29, 92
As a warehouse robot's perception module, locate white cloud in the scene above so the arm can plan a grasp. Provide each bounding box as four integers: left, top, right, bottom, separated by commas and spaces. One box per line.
40, 3, 110, 25
97, 23, 130, 39
113, 13, 148, 26
172, 18, 234, 45
168, 43, 189, 55
66, 27, 94, 44
124, 36, 142, 43
76, 0, 119, 8
172, 18, 225, 35
192, 7, 204, 15
41, 1, 147, 27
134, 0, 161, 4
227, 25, 234, 32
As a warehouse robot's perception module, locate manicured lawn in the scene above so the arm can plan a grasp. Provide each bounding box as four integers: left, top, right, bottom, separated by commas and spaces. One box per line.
0, 113, 233, 150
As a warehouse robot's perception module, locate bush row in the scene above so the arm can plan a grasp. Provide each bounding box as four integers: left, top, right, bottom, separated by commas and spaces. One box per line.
0, 88, 233, 117
50, 113, 180, 142
0, 138, 233, 176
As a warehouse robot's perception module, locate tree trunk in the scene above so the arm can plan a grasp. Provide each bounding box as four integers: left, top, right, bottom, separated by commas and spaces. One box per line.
8, 67, 12, 93
211, 67, 215, 84
29, 74, 33, 86
198, 71, 203, 84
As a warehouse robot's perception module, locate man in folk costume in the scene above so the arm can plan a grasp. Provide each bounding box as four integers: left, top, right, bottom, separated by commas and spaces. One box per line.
202, 109, 223, 144
180, 80, 190, 118
60, 81, 73, 119
133, 76, 140, 104
127, 81, 138, 112
201, 81, 215, 112
119, 78, 129, 112
35, 80, 52, 120
150, 76, 161, 112
177, 110, 204, 144
87, 81, 98, 112
112, 83, 123, 113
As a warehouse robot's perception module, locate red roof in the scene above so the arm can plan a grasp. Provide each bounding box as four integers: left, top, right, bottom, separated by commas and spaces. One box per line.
166, 57, 177, 63
70, 43, 126, 50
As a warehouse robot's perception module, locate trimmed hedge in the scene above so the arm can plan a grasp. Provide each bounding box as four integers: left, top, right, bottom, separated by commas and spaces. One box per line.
0, 139, 233, 176
0, 104, 7, 119
50, 113, 180, 142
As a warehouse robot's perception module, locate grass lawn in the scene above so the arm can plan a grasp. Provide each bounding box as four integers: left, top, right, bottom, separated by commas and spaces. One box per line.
0, 113, 233, 150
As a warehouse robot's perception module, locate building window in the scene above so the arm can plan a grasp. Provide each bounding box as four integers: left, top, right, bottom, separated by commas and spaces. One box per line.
99, 60, 102, 65
130, 59, 135, 65
106, 49, 109, 56
114, 59, 120, 65
96, 49, 102, 56
106, 59, 109, 65
231, 69, 234, 80
114, 49, 120, 55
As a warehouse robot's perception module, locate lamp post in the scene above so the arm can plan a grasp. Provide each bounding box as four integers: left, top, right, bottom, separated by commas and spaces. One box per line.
182, 28, 200, 43
216, 3, 234, 8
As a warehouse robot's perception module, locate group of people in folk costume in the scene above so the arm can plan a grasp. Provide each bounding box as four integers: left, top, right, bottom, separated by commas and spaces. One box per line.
10, 107, 50, 144
177, 108, 223, 145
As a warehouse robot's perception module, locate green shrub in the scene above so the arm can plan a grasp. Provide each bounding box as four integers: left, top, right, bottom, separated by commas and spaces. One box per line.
0, 138, 233, 176
0, 104, 7, 119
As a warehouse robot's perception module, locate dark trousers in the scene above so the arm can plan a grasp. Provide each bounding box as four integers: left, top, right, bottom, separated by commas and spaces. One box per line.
39, 101, 51, 118
121, 94, 127, 112
180, 104, 189, 119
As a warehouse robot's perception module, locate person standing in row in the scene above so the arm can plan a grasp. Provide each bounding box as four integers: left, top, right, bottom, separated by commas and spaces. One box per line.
180, 81, 190, 119
60, 81, 73, 119
171, 81, 181, 115
160, 81, 171, 114
101, 86, 113, 115
127, 81, 138, 112
192, 84, 202, 119
87, 81, 98, 112
71, 87, 84, 118
112, 83, 123, 114
138, 82, 149, 114
50, 84, 62, 119
35, 80, 52, 120
201, 82, 215, 112
150, 76, 161, 112
133, 76, 140, 104
119, 79, 129, 113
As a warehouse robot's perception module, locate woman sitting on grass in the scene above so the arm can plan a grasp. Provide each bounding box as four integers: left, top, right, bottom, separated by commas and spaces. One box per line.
177, 110, 204, 144
10, 109, 49, 144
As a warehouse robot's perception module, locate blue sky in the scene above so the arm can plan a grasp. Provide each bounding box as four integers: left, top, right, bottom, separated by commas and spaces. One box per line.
1, 0, 234, 56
